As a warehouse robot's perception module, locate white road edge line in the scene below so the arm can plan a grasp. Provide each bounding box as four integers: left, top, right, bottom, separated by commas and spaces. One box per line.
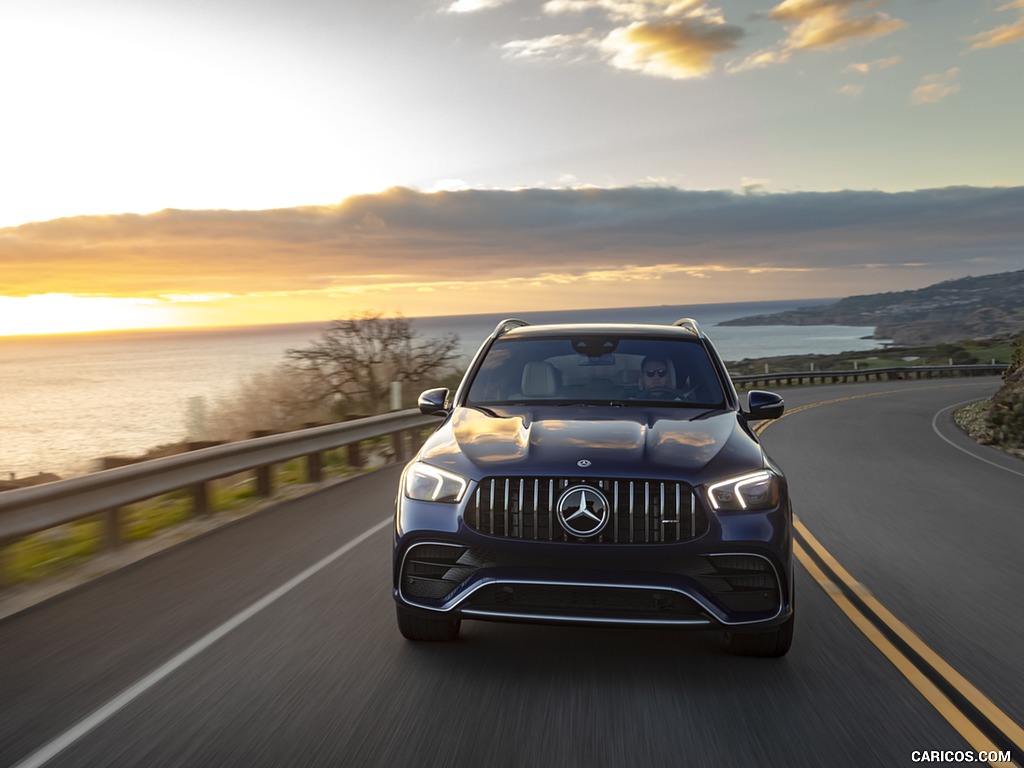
12, 517, 393, 768
932, 400, 1024, 479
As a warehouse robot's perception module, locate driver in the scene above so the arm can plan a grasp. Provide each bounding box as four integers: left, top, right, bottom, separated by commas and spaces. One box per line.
639, 357, 670, 391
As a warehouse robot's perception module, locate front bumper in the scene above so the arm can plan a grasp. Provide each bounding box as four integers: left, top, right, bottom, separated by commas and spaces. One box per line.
394, 494, 794, 630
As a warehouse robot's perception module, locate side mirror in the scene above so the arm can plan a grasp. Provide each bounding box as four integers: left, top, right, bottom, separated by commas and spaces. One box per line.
417, 388, 450, 416
745, 390, 785, 421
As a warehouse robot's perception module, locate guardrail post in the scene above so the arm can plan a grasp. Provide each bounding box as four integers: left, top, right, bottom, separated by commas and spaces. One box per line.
343, 416, 366, 469
103, 507, 122, 550
250, 430, 274, 497
193, 482, 210, 517
348, 441, 363, 469
307, 451, 323, 483
256, 466, 273, 497
301, 424, 325, 483
392, 431, 408, 463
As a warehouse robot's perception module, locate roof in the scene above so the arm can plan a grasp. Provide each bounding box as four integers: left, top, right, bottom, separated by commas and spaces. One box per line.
492, 319, 704, 340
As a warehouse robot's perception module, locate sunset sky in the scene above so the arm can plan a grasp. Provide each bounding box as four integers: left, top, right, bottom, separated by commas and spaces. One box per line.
2, 0, 1023, 335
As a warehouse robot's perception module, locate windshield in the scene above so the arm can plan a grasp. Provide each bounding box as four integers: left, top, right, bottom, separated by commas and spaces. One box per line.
465, 335, 726, 408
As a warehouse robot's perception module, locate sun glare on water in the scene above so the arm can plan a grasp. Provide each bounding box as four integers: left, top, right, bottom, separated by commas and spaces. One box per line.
0, 294, 180, 337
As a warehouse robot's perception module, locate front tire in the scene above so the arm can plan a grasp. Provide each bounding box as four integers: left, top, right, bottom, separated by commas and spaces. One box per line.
396, 605, 461, 642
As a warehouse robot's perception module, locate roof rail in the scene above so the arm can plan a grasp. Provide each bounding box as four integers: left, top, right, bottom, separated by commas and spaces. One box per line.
493, 318, 530, 336
673, 317, 702, 336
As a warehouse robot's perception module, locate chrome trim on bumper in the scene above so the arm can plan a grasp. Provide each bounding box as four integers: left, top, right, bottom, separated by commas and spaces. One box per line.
397, 542, 787, 628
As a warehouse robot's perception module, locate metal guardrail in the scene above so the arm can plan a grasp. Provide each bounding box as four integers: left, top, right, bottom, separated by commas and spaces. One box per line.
731, 363, 1005, 389
0, 409, 436, 549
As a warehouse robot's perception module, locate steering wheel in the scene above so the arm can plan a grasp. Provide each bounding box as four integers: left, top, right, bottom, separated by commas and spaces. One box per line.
640, 387, 680, 400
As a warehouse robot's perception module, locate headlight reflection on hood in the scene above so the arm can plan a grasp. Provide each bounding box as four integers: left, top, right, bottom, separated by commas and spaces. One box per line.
404, 463, 469, 503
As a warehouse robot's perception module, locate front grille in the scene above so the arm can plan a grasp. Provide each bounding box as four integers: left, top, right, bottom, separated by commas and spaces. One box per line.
464, 477, 707, 544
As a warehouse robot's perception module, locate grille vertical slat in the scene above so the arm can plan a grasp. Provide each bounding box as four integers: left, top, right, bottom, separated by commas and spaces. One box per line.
675, 484, 681, 542
548, 479, 554, 541
613, 481, 619, 543
622, 483, 630, 544
533, 479, 539, 540
503, 479, 510, 537
644, 481, 650, 543
489, 480, 496, 535
466, 476, 704, 544
475, 486, 481, 531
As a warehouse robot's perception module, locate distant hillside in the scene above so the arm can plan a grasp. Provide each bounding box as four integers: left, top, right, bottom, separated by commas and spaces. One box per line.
720, 270, 1024, 345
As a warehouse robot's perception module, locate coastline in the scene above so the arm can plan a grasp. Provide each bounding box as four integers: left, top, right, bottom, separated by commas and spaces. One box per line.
6, 336, 1016, 490
2, 300, 881, 481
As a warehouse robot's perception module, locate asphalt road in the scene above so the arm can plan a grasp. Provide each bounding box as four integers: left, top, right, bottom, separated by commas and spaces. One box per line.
1, 377, 1021, 768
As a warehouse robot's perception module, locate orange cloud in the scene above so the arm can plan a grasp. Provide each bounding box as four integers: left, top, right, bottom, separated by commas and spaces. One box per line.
910, 68, 961, 105
770, 0, 905, 50
732, 0, 905, 71
2, 186, 1022, 324
601, 18, 744, 78
968, 0, 1024, 50
498, 1, 743, 78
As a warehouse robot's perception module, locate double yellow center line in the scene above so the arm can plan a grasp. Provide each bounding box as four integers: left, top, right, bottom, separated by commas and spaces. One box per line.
755, 386, 1023, 766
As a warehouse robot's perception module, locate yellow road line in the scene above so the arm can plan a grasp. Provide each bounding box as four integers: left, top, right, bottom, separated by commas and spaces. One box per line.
795, 542, 1014, 766
752, 382, 976, 436
797, 520, 1024, 752
755, 382, 1022, 764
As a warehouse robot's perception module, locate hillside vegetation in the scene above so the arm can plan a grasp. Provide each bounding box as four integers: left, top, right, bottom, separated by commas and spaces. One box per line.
955, 334, 1024, 459
721, 269, 1024, 345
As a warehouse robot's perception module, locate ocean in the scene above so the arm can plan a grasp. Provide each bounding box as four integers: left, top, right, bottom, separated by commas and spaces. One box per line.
0, 299, 882, 479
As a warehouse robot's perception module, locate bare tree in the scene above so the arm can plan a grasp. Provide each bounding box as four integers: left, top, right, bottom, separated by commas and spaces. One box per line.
206, 364, 336, 440
285, 313, 460, 417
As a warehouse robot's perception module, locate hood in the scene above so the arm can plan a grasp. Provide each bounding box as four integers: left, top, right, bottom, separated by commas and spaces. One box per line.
418, 405, 762, 481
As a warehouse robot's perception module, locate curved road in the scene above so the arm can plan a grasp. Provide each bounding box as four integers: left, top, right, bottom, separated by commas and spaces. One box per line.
0, 378, 1021, 767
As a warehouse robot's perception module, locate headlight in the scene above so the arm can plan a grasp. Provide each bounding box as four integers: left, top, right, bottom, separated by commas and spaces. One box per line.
404, 463, 469, 503
706, 471, 778, 512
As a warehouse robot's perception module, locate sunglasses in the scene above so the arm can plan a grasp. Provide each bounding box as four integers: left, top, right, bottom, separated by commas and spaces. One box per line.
643, 369, 668, 377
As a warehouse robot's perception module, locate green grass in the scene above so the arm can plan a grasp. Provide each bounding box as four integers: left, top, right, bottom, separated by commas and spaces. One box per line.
5, 518, 105, 584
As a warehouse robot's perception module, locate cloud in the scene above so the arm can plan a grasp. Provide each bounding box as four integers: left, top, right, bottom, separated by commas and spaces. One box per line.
967, 0, 1024, 50
495, 1, 744, 78
910, 68, 961, 105
769, 0, 905, 50
838, 83, 863, 97
543, 0, 708, 23
843, 55, 901, 74
600, 18, 745, 78
3, 186, 1022, 305
502, 31, 596, 62
446, 0, 511, 12
731, 0, 905, 71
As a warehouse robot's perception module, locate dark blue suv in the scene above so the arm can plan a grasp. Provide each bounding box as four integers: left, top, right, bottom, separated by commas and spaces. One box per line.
393, 318, 794, 656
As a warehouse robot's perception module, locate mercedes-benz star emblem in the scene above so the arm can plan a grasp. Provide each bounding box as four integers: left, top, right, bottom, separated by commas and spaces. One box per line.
577, 459, 591, 468
556, 485, 610, 538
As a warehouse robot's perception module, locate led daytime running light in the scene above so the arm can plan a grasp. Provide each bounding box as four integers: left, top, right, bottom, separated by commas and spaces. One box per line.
405, 463, 468, 503
707, 471, 774, 511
